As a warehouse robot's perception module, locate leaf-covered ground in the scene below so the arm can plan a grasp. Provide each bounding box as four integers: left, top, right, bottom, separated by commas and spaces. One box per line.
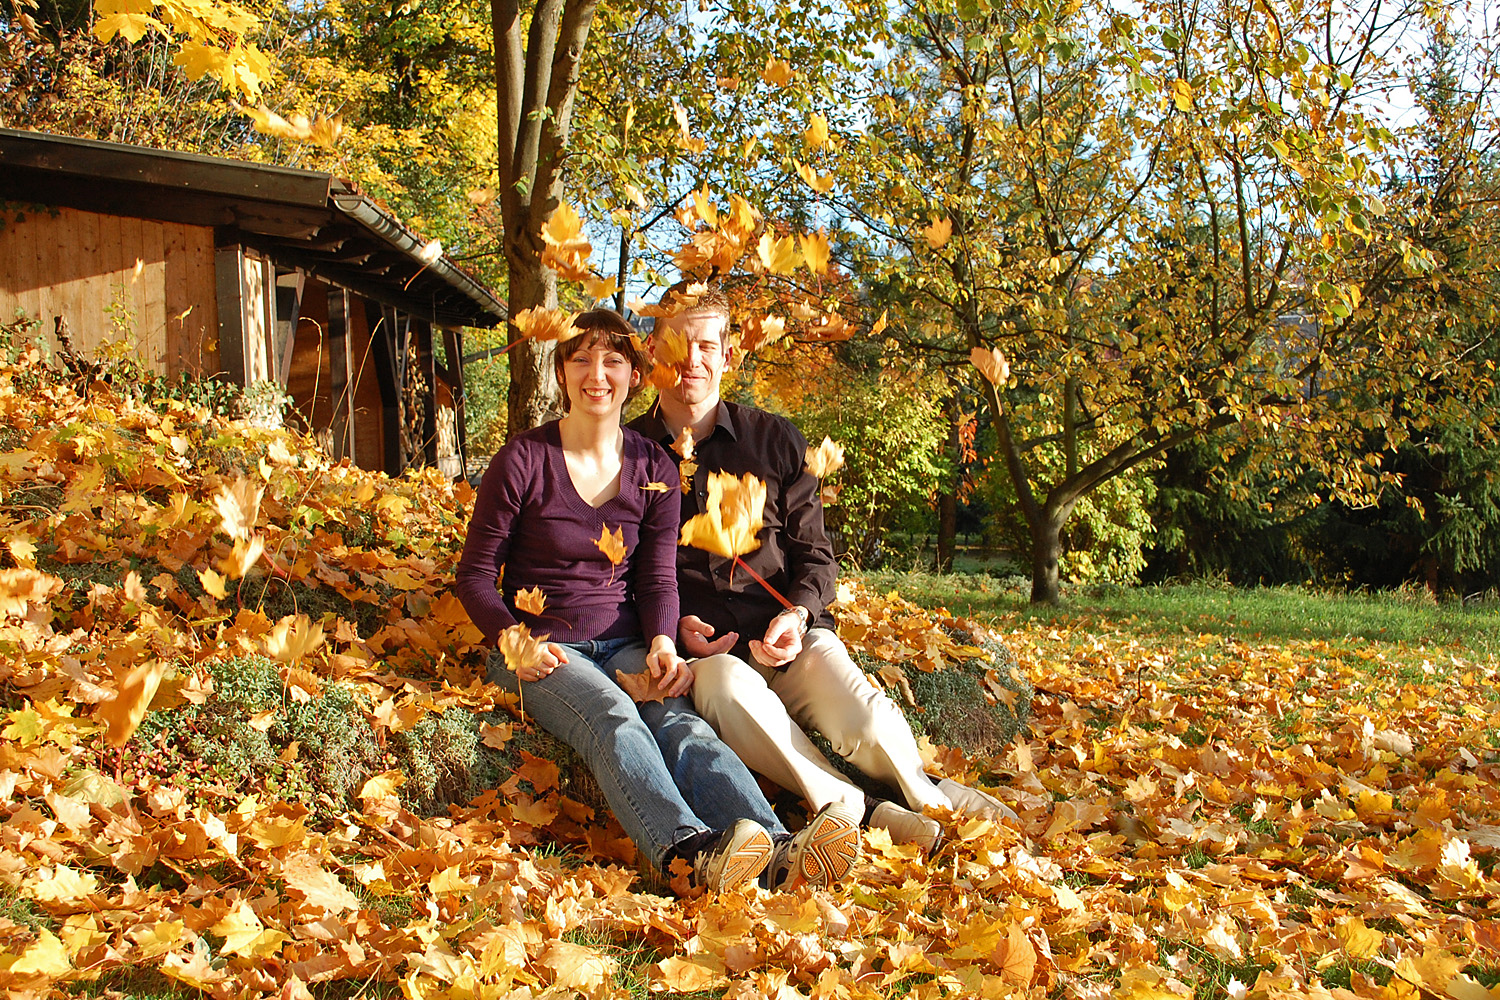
1, 360, 1499, 1000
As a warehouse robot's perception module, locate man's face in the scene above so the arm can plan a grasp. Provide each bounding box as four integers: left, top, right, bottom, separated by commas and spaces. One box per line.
655, 311, 732, 409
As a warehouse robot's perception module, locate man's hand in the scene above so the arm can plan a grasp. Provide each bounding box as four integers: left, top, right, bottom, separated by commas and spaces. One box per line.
679, 614, 738, 657
748, 609, 803, 668
647, 635, 695, 698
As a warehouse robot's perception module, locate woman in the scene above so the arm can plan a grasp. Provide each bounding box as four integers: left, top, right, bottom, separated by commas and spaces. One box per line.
456, 309, 859, 893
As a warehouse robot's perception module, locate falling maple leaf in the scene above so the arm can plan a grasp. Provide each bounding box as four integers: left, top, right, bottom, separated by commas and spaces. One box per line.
758, 232, 801, 274
263, 613, 324, 663
761, 58, 794, 86
652, 328, 690, 367
497, 623, 550, 674
805, 437, 845, 478
803, 112, 830, 149
800, 230, 831, 274
512, 306, 576, 342
671, 427, 695, 461
679, 471, 765, 558
923, 216, 953, 248
594, 524, 626, 565
970, 345, 1010, 386
641, 482, 670, 493
515, 586, 547, 616
98, 659, 170, 747
214, 477, 263, 540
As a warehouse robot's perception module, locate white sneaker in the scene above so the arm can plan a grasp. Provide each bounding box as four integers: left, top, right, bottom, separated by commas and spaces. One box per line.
869, 800, 943, 851
937, 778, 1019, 823
692, 819, 774, 892
765, 801, 862, 891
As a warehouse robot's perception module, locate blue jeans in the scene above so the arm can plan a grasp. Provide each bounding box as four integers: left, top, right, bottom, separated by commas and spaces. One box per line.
487, 637, 786, 871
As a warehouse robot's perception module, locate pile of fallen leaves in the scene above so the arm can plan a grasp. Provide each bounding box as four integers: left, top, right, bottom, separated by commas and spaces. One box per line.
2, 358, 1500, 1000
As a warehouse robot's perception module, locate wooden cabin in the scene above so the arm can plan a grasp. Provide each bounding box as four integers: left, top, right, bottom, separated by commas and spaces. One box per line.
0, 128, 506, 478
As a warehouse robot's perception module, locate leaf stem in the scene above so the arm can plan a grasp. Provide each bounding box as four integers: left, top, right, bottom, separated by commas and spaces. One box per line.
732, 556, 794, 611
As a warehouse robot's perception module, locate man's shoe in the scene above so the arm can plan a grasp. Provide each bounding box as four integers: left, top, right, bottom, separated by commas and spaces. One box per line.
693, 819, 774, 892
937, 777, 1020, 823
870, 800, 944, 851
766, 801, 862, 891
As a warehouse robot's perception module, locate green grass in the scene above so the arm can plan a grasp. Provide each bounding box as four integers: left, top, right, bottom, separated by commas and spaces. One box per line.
856, 572, 1500, 657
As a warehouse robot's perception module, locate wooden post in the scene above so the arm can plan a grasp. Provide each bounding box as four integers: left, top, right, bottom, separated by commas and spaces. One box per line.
327, 285, 356, 464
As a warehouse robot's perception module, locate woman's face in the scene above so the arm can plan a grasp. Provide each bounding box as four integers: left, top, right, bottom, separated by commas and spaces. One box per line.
561, 338, 640, 417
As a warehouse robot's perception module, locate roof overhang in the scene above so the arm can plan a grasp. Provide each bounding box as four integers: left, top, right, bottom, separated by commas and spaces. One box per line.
0, 128, 506, 329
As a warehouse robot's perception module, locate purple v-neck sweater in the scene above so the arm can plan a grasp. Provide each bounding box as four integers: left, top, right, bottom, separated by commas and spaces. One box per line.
455, 422, 682, 647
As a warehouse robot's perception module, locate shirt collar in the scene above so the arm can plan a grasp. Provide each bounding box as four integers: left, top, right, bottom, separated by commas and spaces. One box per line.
645, 399, 737, 443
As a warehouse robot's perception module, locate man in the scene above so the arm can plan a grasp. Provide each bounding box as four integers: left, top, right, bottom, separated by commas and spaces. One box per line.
629, 287, 1016, 848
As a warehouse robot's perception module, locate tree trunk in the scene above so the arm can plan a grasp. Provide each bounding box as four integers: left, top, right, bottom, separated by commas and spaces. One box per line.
936, 393, 960, 572
504, 259, 560, 438
1030, 512, 1065, 606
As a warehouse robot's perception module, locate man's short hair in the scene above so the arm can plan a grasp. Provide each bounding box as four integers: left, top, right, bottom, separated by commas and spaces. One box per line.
654, 280, 731, 323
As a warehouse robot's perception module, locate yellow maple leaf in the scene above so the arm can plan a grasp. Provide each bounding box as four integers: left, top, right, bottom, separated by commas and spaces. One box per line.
26, 865, 100, 903
214, 477, 263, 540
542, 200, 585, 248
6, 537, 37, 567
264, 613, 324, 663
211, 899, 287, 958
512, 306, 576, 342
641, 482, 670, 493
648, 362, 681, 392
9, 928, 71, 976
129, 920, 187, 958
805, 437, 845, 478
539, 941, 618, 992
359, 771, 406, 802
923, 216, 953, 248
739, 314, 787, 355
796, 161, 836, 194
197, 567, 228, 599
803, 112, 830, 149
761, 57, 794, 86
679, 472, 766, 558
758, 232, 801, 274
657, 955, 729, 992
692, 185, 720, 228
671, 427, 696, 461
99, 660, 170, 747
594, 524, 626, 565
1172, 77, 1194, 111
871, 309, 889, 337
0, 567, 59, 617
498, 623, 550, 674
800, 230, 831, 275
282, 854, 362, 915
583, 274, 619, 300
218, 535, 265, 580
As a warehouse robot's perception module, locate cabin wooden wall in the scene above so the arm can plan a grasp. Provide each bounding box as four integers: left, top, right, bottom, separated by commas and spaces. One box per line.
0, 205, 217, 377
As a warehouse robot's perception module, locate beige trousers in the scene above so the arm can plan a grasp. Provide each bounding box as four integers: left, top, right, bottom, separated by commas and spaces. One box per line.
691, 628, 948, 813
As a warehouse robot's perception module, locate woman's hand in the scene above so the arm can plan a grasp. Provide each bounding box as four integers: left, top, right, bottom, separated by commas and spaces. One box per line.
646, 635, 694, 698
518, 642, 568, 682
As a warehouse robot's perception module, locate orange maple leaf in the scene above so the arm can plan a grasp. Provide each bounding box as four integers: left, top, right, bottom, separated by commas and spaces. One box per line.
515, 586, 547, 615
594, 525, 626, 565
615, 669, 670, 705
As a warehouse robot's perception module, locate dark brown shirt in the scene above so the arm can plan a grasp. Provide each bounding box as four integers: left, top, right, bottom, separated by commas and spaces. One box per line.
629, 400, 839, 651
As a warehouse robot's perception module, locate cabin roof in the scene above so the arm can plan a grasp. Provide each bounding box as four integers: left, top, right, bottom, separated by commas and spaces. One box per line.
0, 128, 506, 329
